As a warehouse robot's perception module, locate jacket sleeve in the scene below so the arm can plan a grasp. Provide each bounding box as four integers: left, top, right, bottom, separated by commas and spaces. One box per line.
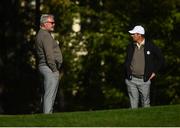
42, 33, 58, 72
152, 45, 165, 74
124, 44, 133, 79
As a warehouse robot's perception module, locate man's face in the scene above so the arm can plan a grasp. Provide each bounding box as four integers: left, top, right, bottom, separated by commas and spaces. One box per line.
130, 33, 141, 42
43, 17, 55, 32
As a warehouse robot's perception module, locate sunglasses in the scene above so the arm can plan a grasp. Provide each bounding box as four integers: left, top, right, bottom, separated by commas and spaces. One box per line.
47, 21, 55, 24
131, 33, 140, 36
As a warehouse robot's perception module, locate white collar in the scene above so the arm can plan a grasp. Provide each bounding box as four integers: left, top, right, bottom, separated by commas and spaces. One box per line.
136, 39, 145, 49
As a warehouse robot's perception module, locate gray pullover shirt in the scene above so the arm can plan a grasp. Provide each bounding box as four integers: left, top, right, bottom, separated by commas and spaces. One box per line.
35, 29, 63, 72
130, 45, 145, 76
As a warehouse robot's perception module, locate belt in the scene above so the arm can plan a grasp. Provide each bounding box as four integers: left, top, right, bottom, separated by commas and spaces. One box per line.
132, 74, 144, 79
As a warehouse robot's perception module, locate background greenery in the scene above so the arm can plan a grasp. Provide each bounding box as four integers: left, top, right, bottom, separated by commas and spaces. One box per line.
0, 0, 179, 114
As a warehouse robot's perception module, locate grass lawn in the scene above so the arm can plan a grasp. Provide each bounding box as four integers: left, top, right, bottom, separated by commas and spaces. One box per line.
0, 104, 179, 127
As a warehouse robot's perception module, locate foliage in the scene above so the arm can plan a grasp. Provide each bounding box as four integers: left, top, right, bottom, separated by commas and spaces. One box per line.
0, 0, 179, 114
44, 0, 180, 111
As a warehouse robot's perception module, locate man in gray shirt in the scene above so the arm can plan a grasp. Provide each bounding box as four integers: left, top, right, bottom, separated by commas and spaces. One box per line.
35, 14, 63, 114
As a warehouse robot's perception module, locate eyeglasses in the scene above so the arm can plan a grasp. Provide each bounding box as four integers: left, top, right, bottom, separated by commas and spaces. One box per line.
131, 33, 140, 36
47, 21, 55, 25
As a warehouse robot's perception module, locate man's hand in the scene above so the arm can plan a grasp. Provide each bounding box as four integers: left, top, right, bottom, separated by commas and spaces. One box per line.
149, 73, 156, 80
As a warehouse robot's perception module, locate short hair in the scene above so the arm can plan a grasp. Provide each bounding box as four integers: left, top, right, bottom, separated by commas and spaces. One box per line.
40, 14, 54, 24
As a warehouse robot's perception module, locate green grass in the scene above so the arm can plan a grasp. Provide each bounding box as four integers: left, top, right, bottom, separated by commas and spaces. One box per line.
0, 104, 180, 127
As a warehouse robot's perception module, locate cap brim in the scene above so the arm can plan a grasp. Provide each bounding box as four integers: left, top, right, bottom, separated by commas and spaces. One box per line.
128, 30, 135, 34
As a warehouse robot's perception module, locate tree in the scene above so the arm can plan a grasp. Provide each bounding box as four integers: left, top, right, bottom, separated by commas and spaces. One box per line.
0, 0, 179, 114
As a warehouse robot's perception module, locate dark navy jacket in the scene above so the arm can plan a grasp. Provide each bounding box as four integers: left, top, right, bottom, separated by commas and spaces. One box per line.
124, 40, 165, 82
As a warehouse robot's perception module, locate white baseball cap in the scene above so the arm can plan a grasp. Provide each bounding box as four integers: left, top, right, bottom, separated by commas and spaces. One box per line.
128, 25, 145, 35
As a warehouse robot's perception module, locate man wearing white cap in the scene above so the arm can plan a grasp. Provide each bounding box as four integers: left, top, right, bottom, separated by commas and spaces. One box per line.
124, 25, 164, 108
